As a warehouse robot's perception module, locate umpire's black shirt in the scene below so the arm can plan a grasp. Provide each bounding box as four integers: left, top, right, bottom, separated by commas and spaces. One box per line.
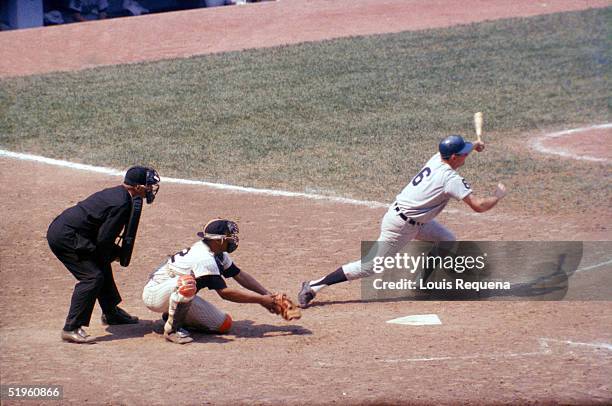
48, 186, 132, 263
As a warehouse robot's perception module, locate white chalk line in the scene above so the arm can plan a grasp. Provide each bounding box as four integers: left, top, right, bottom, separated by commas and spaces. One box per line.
0, 122, 604, 221
0, 149, 498, 219
575, 258, 612, 273
376, 337, 612, 364
531, 123, 611, 163
0, 149, 387, 209
541, 338, 612, 351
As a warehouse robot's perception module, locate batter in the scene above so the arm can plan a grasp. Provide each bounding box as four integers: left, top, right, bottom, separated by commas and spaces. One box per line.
298, 135, 507, 307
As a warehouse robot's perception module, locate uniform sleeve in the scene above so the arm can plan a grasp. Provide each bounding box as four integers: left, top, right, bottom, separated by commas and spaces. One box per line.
96, 202, 131, 256
219, 253, 240, 278
98, 0, 109, 11
196, 275, 227, 291
221, 263, 241, 278
445, 174, 472, 200
192, 254, 222, 278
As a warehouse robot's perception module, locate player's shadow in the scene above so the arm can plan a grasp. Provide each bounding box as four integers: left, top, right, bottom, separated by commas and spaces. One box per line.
308, 259, 572, 307
98, 318, 235, 344
95, 319, 159, 342
228, 320, 312, 338
101, 318, 312, 343
308, 297, 415, 308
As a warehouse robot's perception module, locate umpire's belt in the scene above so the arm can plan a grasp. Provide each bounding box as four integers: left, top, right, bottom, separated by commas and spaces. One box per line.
394, 206, 423, 226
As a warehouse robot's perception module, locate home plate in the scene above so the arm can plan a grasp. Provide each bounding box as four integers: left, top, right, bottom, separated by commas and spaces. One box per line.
386, 314, 441, 326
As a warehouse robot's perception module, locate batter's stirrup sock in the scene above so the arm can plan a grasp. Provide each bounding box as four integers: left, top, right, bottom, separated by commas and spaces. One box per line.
310, 267, 348, 290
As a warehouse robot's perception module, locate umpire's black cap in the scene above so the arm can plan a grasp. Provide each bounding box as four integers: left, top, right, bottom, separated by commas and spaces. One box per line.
124, 165, 158, 186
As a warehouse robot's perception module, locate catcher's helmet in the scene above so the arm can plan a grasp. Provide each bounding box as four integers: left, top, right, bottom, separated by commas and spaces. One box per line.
197, 219, 240, 253
439, 135, 473, 159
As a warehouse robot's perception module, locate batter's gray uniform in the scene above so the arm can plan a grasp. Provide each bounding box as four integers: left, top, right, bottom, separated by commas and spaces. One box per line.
340, 152, 472, 280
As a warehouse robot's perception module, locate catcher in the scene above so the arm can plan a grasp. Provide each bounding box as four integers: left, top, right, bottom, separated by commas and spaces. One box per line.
142, 218, 300, 344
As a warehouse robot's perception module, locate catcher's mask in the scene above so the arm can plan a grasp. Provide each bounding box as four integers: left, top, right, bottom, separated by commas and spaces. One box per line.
124, 165, 160, 204
197, 219, 239, 253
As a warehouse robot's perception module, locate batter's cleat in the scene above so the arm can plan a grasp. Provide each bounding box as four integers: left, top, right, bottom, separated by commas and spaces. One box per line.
101, 307, 139, 325
298, 281, 316, 308
61, 327, 95, 344
164, 328, 193, 344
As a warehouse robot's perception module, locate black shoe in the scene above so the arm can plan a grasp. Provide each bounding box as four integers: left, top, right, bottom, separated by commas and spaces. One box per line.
101, 307, 139, 325
61, 327, 95, 344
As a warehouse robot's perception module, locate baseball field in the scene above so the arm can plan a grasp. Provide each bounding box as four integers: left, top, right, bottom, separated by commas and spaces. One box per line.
1, 0, 611, 404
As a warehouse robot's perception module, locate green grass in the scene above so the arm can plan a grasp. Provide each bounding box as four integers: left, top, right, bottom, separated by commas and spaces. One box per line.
0, 8, 610, 213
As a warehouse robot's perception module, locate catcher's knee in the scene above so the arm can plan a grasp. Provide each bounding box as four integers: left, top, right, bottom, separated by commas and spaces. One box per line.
216, 314, 232, 334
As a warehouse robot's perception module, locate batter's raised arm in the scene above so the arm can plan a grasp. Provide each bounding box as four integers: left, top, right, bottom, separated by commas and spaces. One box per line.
462, 182, 507, 213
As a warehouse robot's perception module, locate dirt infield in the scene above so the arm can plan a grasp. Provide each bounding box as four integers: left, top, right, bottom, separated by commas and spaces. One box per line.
1, 155, 611, 405
0, 0, 610, 77
1, 1, 611, 405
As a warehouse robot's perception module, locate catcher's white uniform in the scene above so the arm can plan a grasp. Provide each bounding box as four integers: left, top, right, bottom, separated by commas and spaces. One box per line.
142, 240, 238, 332
342, 152, 472, 280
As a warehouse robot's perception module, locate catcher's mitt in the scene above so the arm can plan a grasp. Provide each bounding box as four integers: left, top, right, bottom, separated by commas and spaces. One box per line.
272, 294, 302, 321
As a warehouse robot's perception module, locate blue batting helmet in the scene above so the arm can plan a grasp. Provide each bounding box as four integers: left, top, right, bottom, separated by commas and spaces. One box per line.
439, 135, 473, 159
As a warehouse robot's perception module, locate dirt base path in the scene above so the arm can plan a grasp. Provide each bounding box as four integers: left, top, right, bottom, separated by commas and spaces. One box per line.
1, 0, 609, 77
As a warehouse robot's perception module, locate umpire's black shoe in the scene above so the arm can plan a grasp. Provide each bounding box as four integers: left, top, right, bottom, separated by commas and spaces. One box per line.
61, 327, 95, 344
101, 307, 139, 325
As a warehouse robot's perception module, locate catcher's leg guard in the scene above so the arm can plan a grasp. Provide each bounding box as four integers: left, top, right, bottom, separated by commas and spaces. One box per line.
184, 296, 231, 333
164, 290, 194, 344
217, 314, 232, 334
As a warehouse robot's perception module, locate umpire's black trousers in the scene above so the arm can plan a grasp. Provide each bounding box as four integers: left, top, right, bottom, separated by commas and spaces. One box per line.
47, 222, 121, 331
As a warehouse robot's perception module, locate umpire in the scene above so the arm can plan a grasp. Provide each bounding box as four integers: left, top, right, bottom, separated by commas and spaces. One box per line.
47, 165, 160, 343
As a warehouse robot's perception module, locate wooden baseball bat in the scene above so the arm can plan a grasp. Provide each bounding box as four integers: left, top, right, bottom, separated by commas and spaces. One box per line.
474, 112, 483, 142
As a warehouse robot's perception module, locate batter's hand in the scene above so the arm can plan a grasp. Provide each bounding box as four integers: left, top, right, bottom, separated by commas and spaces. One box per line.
473, 140, 485, 152
495, 183, 507, 199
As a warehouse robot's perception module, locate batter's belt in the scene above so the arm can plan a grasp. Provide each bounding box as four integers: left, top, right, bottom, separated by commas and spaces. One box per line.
394, 205, 424, 226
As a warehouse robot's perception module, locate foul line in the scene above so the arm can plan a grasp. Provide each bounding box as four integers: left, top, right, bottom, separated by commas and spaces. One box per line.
0, 149, 488, 218
377, 337, 612, 364
575, 258, 612, 273
0, 149, 388, 209
541, 338, 612, 351
1, 123, 605, 218
531, 123, 611, 163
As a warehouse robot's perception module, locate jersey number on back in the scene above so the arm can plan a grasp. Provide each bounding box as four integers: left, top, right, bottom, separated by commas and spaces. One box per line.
170, 248, 191, 263
412, 167, 431, 186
